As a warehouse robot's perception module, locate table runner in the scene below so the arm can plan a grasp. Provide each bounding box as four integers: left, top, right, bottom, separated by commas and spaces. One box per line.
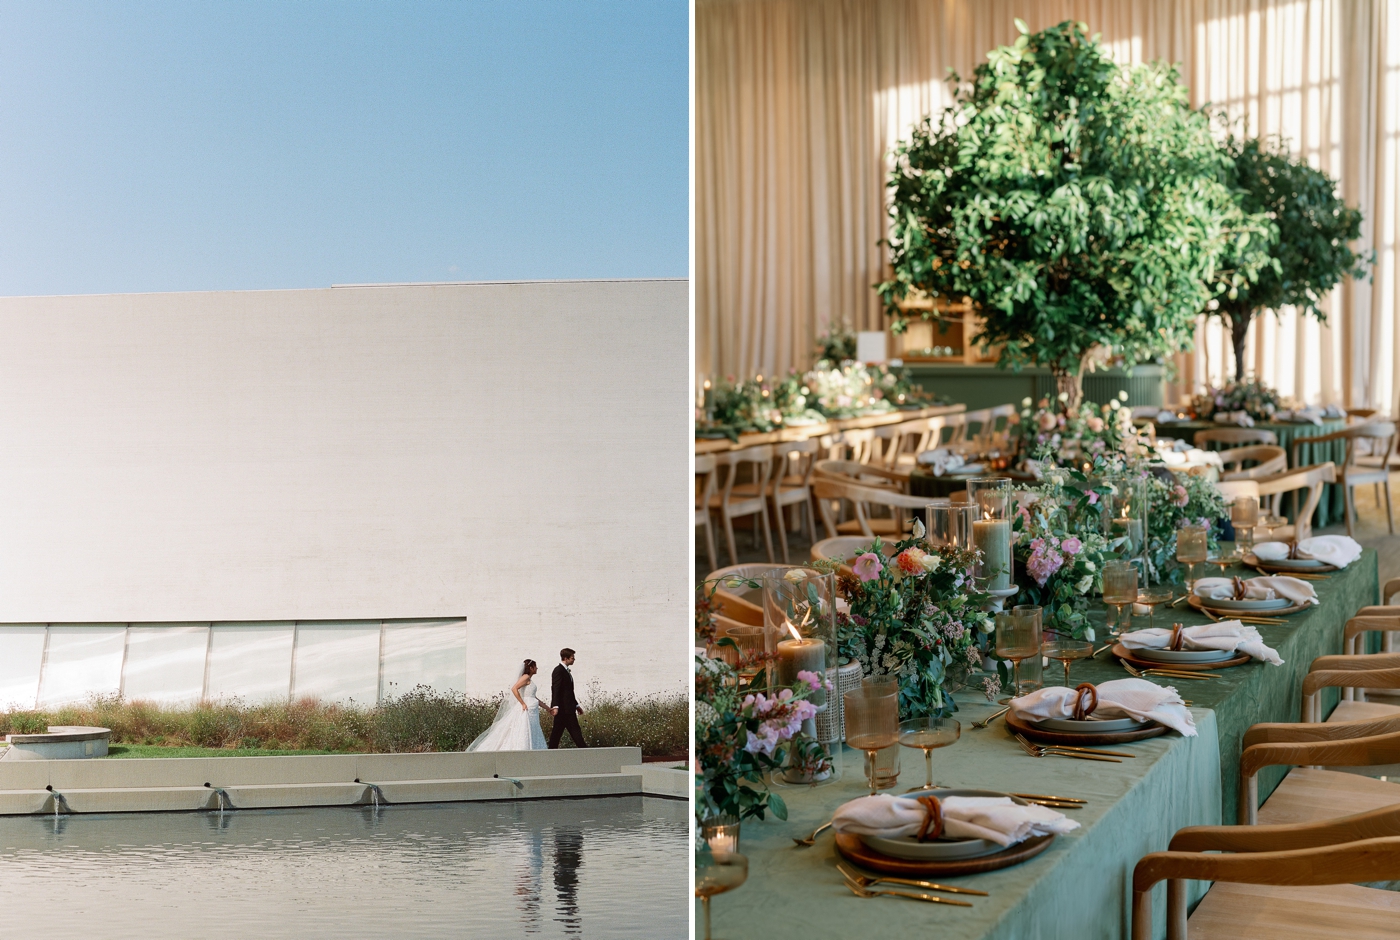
702, 549, 1379, 940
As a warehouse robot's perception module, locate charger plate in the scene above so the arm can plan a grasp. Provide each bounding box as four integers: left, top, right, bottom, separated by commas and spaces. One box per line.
1136, 647, 1234, 664
1006, 711, 1166, 746
1188, 595, 1310, 618
860, 790, 1027, 860
836, 830, 1052, 876
1242, 552, 1338, 574
1112, 643, 1251, 672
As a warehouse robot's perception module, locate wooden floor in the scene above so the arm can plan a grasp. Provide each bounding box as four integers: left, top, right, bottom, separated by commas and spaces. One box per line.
697, 473, 1400, 589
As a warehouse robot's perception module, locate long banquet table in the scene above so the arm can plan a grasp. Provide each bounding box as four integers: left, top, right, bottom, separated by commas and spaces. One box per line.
702, 549, 1381, 940
694, 403, 966, 454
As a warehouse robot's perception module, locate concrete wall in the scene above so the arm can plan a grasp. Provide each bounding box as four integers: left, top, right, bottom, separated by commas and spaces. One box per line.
0, 280, 688, 701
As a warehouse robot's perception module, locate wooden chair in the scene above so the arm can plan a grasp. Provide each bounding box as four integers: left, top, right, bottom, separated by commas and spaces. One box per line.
812, 477, 931, 540
1253, 462, 1337, 542
1193, 427, 1280, 449
1132, 811, 1400, 939
940, 412, 967, 450
810, 535, 898, 579
875, 416, 945, 470
957, 408, 992, 453
833, 428, 876, 464
695, 453, 719, 573
983, 403, 1018, 453
813, 458, 908, 490
1289, 421, 1398, 536
768, 439, 818, 563
709, 445, 775, 566
1218, 445, 1288, 481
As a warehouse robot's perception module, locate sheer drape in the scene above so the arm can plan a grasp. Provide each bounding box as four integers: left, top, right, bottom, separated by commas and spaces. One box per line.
697, 0, 1400, 413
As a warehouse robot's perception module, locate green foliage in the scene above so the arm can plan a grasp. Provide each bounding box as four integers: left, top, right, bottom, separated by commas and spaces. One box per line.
815, 326, 857, 364
1214, 132, 1371, 378
1189, 377, 1285, 422
1144, 471, 1228, 583
879, 21, 1276, 400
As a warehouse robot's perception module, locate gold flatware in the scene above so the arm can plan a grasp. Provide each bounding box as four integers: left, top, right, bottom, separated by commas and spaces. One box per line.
1143, 669, 1215, 681
837, 862, 988, 897
1010, 792, 1086, 804
972, 706, 1009, 729
1020, 798, 1083, 808
1197, 606, 1286, 626
1014, 734, 1121, 763
842, 877, 973, 907
1014, 733, 1133, 758
792, 821, 831, 846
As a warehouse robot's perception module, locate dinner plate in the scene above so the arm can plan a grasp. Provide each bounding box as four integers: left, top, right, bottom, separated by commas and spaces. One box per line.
1034, 716, 1148, 733
1135, 647, 1235, 664
858, 789, 1026, 860
1198, 596, 1293, 611
1254, 556, 1326, 569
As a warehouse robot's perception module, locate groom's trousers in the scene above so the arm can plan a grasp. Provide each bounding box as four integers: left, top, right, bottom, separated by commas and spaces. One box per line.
548, 710, 588, 749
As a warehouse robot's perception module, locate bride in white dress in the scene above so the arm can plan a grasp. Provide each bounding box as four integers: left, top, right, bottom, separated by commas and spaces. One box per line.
467, 659, 548, 752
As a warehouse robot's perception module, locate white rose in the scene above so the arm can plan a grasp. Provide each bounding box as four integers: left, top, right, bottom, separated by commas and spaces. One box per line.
1021, 397, 1033, 407
1058, 392, 1069, 402
1109, 399, 1121, 410
1118, 390, 1130, 401
1084, 561, 1096, 572
784, 569, 807, 581
920, 553, 941, 572
1085, 627, 1096, 642
1076, 575, 1094, 593
911, 518, 926, 539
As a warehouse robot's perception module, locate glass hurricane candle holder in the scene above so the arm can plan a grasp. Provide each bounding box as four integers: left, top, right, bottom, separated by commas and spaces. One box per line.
968, 478, 1013, 591
926, 499, 976, 552
762, 568, 837, 786
699, 814, 741, 854
1103, 475, 1148, 569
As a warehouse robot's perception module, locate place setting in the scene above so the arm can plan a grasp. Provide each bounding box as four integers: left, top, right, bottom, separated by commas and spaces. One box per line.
1242, 534, 1362, 577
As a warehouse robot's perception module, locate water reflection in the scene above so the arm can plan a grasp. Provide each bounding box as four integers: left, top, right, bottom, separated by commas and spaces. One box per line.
0, 796, 686, 939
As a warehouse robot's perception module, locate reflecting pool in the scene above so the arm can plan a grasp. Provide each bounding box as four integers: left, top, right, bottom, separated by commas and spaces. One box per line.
0, 795, 687, 938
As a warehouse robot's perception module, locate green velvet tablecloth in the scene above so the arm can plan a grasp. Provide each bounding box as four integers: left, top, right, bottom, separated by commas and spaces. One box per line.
1154, 419, 1347, 527
702, 550, 1380, 940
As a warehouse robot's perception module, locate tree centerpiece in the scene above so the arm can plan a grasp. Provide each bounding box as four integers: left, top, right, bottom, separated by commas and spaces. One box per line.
1212, 133, 1371, 380
879, 20, 1275, 411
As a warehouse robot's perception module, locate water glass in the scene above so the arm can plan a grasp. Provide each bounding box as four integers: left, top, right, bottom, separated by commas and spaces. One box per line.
994, 606, 1042, 699
1230, 496, 1259, 552
696, 850, 748, 940
1102, 560, 1138, 636
1176, 525, 1209, 594
844, 686, 900, 796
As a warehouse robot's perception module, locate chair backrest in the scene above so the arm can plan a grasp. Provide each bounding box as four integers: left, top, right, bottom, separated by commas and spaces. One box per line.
1214, 479, 1260, 501
835, 428, 876, 464
1218, 444, 1288, 480
1289, 421, 1398, 470
813, 459, 908, 489
941, 412, 967, 445
1386, 578, 1400, 605
702, 562, 790, 626
810, 536, 897, 564
696, 453, 717, 519
714, 444, 774, 505
811, 477, 932, 539
771, 439, 819, 493
870, 422, 907, 470
959, 408, 992, 448
1193, 427, 1280, 448
1254, 462, 1337, 541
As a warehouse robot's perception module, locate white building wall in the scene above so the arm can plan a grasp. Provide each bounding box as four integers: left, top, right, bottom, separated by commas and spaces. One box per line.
0, 280, 688, 704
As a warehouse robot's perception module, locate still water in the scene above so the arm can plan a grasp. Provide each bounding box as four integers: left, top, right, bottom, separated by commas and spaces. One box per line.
0, 796, 687, 939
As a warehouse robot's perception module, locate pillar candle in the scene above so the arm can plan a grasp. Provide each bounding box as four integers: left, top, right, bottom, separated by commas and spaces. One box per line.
972, 518, 1012, 590
776, 636, 826, 705
1113, 517, 1144, 553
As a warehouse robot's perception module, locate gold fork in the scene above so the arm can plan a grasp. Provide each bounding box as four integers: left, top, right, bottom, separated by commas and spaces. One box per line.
1014, 733, 1122, 763
972, 706, 1010, 729
842, 876, 973, 907
1121, 661, 1214, 681
837, 862, 988, 897
792, 821, 832, 846
1014, 732, 1133, 759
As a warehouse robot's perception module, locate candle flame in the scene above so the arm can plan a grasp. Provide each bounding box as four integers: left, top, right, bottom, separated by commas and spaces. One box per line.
983, 510, 992, 521
1121, 502, 1130, 518
784, 607, 813, 642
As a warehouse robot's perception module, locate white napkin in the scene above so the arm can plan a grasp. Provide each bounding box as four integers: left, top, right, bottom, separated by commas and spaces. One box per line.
1254, 536, 1362, 568
1120, 622, 1283, 665
1194, 576, 1318, 607
1008, 678, 1196, 737
831, 794, 1079, 847
917, 448, 966, 477
1275, 409, 1324, 425
1214, 411, 1255, 427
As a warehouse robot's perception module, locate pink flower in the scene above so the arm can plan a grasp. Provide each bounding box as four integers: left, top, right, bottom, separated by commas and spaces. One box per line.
1171, 484, 1189, 508
1026, 541, 1065, 587
853, 552, 883, 582
795, 670, 823, 691
1087, 491, 1099, 505
1037, 412, 1058, 431
1087, 416, 1105, 432
1061, 537, 1083, 555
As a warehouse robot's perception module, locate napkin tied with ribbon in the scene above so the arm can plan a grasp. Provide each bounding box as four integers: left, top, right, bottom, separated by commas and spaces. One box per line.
831, 794, 1079, 847
1194, 575, 1318, 607
1120, 622, 1283, 665
916, 448, 966, 477
1007, 678, 1196, 737
1254, 536, 1361, 569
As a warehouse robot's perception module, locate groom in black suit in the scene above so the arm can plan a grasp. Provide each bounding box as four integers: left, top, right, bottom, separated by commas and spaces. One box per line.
548, 648, 588, 749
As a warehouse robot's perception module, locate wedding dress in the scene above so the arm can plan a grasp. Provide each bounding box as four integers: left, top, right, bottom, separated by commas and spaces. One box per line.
467, 674, 548, 752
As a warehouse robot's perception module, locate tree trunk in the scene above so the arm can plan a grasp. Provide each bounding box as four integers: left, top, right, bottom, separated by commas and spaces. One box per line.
1050, 366, 1083, 413
1226, 307, 1252, 382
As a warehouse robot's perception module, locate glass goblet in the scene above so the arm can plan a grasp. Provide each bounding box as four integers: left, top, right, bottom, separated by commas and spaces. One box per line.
1102, 561, 1139, 637
1041, 635, 1093, 687
1230, 496, 1259, 552
898, 716, 960, 792
696, 851, 748, 940
1135, 589, 1174, 629
994, 606, 1042, 701
844, 686, 900, 797
1176, 525, 1209, 596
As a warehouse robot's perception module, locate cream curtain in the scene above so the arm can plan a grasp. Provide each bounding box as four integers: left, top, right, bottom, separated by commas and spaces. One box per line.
697, 0, 1400, 413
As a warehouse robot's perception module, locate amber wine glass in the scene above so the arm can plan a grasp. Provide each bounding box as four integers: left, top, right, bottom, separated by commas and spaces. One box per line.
1102, 561, 1138, 637
1041, 635, 1093, 687
898, 716, 960, 791
844, 686, 900, 797
994, 606, 1042, 701
696, 851, 748, 940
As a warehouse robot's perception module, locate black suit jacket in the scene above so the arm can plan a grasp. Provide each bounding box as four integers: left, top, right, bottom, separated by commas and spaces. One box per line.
551, 664, 577, 712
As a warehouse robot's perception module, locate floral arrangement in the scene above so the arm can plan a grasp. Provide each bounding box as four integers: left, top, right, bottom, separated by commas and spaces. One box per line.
828, 526, 991, 717
696, 374, 823, 438
1010, 467, 1116, 639
1189, 378, 1286, 422
1143, 470, 1228, 582
694, 652, 827, 822
1013, 392, 1145, 467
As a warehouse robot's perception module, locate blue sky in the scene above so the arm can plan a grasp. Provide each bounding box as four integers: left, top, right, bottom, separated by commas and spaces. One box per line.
0, 1, 688, 294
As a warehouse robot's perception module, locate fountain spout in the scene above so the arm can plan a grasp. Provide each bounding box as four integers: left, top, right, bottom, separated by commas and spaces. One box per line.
203, 783, 231, 812
493, 773, 525, 791
44, 784, 68, 818
353, 778, 387, 809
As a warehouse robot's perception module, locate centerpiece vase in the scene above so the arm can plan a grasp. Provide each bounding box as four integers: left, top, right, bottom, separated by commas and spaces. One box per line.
762, 567, 839, 787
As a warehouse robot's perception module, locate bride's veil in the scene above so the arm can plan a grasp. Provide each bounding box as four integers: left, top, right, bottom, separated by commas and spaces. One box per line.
466, 662, 529, 752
